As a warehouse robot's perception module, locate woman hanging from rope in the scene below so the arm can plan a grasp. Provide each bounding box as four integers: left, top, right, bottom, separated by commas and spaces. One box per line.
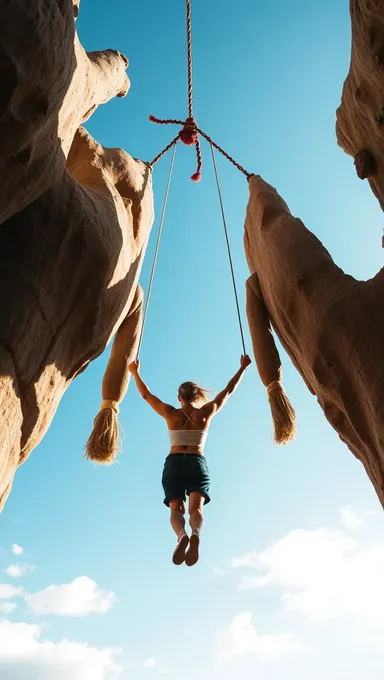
85, 0, 295, 567
128, 355, 251, 566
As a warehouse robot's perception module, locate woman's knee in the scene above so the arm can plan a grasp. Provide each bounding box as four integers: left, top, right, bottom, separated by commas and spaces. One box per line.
188, 492, 205, 514
169, 499, 185, 514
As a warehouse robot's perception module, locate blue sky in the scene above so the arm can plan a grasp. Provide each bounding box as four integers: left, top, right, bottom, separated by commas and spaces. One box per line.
1, 1, 384, 678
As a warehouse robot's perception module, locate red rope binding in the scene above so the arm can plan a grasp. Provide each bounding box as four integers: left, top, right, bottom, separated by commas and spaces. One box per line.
191, 136, 202, 181
149, 0, 202, 181
179, 117, 198, 146
149, 114, 202, 181
148, 0, 251, 182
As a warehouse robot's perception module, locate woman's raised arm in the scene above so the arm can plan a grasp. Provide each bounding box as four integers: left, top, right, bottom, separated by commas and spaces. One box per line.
203, 355, 252, 417
128, 360, 174, 418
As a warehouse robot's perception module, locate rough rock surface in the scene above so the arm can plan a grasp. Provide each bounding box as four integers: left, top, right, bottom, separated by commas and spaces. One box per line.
244, 0, 384, 508
337, 0, 384, 209
0, 1, 154, 510
245, 175, 384, 508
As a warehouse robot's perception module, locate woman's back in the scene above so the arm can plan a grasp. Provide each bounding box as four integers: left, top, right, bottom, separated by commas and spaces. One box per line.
167, 406, 210, 432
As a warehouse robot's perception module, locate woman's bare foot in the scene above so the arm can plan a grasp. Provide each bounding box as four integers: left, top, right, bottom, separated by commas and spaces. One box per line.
172, 533, 189, 565
185, 532, 200, 567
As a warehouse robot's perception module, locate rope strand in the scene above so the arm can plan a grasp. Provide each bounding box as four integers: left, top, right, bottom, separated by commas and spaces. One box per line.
137, 141, 178, 358
210, 142, 247, 355
148, 0, 251, 182
198, 127, 252, 180
187, 0, 193, 118
143, 0, 249, 359
186, 0, 193, 118
149, 125, 252, 180
149, 135, 180, 167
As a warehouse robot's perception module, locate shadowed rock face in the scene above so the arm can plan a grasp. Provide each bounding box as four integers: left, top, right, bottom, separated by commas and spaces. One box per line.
0, 1, 154, 509
337, 0, 384, 210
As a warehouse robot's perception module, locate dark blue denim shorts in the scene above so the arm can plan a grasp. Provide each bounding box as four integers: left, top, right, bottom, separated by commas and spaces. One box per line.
162, 453, 211, 506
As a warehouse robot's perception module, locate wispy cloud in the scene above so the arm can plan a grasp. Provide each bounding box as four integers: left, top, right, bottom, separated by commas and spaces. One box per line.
25, 576, 115, 617
6, 564, 35, 579
217, 612, 301, 665
143, 658, 156, 669
0, 602, 17, 614
232, 508, 384, 624
11, 545, 23, 557
339, 505, 362, 531
0, 619, 121, 679
0, 585, 24, 600
213, 567, 226, 576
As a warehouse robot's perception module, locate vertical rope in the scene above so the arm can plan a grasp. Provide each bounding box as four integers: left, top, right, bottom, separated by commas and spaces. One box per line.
149, 0, 252, 182
136, 141, 178, 358
186, 0, 193, 119
210, 142, 247, 355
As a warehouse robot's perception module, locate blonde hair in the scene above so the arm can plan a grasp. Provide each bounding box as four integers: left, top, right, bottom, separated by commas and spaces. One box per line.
178, 382, 211, 405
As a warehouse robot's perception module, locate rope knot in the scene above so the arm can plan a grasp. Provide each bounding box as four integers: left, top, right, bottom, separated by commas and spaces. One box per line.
179, 117, 198, 146
179, 117, 202, 182
267, 381, 283, 395
100, 399, 120, 415
147, 1, 251, 183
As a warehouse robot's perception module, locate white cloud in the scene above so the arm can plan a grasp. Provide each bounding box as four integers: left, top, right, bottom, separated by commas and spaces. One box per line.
339, 505, 362, 531
233, 523, 384, 624
143, 658, 156, 668
11, 545, 23, 556
25, 577, 115, 617
6, 563, 35, 579
218, 612, 300, 665
0, 602, 17, 614
0, 619, 121, 680
0, 585, 24, 600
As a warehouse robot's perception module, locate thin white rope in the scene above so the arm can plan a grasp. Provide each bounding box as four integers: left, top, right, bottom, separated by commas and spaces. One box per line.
136, 141, 178, 358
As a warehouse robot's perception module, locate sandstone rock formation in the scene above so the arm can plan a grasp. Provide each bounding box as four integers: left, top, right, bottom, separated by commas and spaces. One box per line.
0, 0, 154, 510
336, 0, 384, 210
245, 174, 384, 508
245, 0, 384, 509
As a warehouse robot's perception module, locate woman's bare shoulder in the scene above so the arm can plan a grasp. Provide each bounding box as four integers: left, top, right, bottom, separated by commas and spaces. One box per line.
165, 407, 182, 424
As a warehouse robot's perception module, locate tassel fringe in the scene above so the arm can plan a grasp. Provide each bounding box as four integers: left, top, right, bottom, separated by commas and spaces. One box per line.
267, 381, 296, 445
85, 400, 120, 464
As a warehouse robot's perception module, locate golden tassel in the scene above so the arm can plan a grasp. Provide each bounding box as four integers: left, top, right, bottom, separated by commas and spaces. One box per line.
267, 381, 296, 445
85, 399, 120, 464
84, 285, 144, 465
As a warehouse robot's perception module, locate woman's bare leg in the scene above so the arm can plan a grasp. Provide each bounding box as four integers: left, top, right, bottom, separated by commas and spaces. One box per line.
185, 492, 205, 567
169, 498, 186, 537
169, 499, 189, 565
188, 491, 205, 535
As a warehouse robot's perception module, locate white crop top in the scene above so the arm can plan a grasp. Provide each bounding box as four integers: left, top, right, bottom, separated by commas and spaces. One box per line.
168, 410, 208, 448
